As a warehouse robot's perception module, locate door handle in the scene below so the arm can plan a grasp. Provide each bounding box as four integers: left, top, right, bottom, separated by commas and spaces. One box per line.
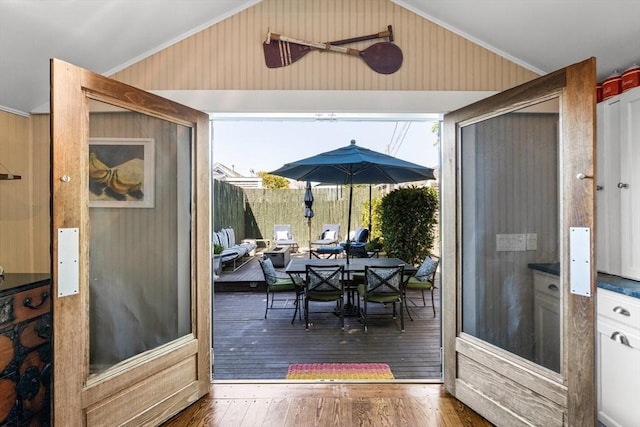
610, 331, 631, 347
613, 305, 630, 316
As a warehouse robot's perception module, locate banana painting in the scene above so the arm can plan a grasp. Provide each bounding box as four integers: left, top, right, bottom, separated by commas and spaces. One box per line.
89, 152, 144, 201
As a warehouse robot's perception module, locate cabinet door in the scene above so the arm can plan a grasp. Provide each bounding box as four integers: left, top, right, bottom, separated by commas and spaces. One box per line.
620, 87, 640, 279
597, 319, 640, 427
596, 98, 621, 275
533, 271, 561, 372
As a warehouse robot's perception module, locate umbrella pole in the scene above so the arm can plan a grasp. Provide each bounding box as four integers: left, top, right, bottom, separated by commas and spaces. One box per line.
368, 185, 372, 233
308, 217, 312, 256
346, 180, 353, 264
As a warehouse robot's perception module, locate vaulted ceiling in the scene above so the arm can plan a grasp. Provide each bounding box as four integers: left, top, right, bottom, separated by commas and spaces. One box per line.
1, 0, 638, 115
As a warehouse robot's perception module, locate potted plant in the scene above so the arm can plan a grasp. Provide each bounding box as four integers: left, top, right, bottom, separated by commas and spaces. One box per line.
213, 244, 224, 276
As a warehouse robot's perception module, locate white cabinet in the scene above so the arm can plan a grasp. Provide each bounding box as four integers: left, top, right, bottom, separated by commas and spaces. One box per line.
533, 270, 561, 372
597, 86, 640, 280
597, 288, 640, 427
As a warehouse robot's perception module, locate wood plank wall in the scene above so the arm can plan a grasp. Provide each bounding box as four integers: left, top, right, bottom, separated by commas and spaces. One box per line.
0, 111, 50, 273
2, 0, 541, 273
111, 0, 539, 92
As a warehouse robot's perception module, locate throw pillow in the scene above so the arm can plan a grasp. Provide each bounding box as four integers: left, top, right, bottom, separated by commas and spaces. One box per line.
276, 230, 289, 240
322, 230, 336, 240
261, 258, 278, 285
416, 256, 438, 281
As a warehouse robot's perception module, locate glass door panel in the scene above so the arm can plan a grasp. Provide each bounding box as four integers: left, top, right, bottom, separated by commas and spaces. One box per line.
460, 98, 561, 372
87, 100, 193, 377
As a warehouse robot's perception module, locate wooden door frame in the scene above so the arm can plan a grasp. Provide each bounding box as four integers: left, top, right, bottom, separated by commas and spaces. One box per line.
50, 58, 211, 425
441, 58, 596, 425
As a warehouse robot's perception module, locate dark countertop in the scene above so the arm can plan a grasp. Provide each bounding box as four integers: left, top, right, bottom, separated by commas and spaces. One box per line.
528, 263, 640, 299
0, 273, 51, 295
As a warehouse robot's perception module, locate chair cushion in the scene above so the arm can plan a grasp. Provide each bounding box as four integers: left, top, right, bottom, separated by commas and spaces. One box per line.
416, 256, 438, 281
261, 258, 278, 285
353, 227, 369, 243
276, 230, 289, 240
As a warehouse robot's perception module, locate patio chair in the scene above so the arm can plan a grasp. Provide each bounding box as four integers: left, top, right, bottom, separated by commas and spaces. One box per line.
258, 256, 303, 323
358, 265, 405, 333
314, 224, 341, 245
304, 264, 345, 331
404, 254, 439, 318
273, 224, 299, 252
340, 227, 369, 258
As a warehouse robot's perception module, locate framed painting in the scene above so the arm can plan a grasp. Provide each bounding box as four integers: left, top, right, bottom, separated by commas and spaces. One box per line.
88, 138, 155, 208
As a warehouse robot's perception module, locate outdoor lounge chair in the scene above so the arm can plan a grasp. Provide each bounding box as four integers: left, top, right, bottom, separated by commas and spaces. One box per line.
313, 224, 341, 245
340, 227, 369, 258
273, 224, 299, 252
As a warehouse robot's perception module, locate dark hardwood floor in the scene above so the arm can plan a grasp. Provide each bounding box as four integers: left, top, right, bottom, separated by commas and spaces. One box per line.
213, 254, 442, 380
163, 255, 492, 427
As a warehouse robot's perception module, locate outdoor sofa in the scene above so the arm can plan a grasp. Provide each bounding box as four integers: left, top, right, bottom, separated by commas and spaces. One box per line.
213, 227, 257, 271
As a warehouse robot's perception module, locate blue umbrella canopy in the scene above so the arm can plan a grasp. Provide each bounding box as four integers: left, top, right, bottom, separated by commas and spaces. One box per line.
270, 139, 435, 185
271, 140, 435, 262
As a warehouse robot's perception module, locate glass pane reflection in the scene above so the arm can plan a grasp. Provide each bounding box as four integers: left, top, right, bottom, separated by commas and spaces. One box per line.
460, 98, 561, 372
88, 100, 193, 376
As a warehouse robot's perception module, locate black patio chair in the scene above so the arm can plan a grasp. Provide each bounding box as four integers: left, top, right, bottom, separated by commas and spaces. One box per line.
358, 265, 405, 333
304, 264, 345, 331
258, 256, 303, 323
404, 254, 439, 318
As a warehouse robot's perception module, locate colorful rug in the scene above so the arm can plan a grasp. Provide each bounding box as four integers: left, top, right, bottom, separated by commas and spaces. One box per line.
286, 363, 394, 380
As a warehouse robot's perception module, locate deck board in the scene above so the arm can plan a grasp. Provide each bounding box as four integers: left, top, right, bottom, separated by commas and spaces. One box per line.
213, 257, 442, 380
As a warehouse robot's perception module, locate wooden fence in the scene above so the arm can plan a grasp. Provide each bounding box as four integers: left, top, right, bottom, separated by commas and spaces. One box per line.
213, 180, 383, 247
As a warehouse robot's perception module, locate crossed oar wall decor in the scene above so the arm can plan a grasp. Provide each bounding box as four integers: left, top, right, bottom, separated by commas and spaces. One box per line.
263, 25, 403, 74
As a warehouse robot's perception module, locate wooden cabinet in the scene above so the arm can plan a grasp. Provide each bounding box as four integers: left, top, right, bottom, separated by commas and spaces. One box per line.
597, 288, 640, 426
0, 274, 51, 426
597, 86, 640, 279
533, 270, 561, 372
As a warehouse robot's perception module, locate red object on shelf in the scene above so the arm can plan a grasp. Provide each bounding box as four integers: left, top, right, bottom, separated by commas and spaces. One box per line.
622, 65, 640, 92
602, 71, 622, 100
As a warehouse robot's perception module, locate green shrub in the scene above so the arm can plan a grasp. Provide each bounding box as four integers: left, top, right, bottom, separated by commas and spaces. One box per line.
213, 244, 224, 255
380, 186, 438, 265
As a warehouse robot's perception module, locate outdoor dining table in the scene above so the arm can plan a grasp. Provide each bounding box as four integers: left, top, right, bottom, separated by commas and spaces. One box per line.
285, 257, 417, 317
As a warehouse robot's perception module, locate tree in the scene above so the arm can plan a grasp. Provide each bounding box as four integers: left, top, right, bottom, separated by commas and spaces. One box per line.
380, 186, 439, 265
257, 171, 289, 189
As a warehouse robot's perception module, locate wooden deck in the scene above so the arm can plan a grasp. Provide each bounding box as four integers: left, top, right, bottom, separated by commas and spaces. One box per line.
213, 253, 442, 380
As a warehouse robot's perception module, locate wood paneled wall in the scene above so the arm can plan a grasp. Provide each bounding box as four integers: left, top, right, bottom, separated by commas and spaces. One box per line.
3, 0, 541, 273
111, 0, 538, 92
0, 111, 50, 273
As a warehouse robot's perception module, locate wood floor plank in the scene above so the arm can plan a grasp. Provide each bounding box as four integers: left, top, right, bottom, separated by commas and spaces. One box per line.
161, 384, 493, 426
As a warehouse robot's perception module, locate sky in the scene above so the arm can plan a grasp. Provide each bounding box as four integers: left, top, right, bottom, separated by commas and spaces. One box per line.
211, 120, 440, 178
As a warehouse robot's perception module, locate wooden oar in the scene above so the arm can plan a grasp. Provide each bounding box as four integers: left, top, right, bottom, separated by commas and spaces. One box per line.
263, 26, 394, 69
263, 27, 402, 74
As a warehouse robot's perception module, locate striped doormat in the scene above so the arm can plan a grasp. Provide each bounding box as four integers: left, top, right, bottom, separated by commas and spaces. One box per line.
286, 363, 394, 380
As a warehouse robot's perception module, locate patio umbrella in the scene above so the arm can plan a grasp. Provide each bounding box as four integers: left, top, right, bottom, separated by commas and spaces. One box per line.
271, 140, 435, 262
304, 180, 314, 251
